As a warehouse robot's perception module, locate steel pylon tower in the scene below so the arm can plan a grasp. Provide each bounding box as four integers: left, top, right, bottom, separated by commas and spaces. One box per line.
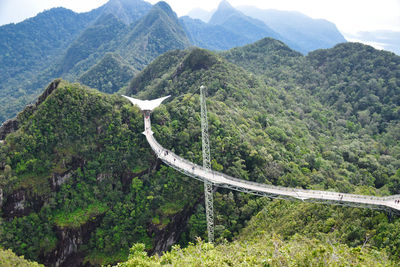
200, 85, 214, 242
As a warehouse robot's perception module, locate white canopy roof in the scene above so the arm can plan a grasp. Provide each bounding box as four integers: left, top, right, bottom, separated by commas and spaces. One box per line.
122, 95, 170, 111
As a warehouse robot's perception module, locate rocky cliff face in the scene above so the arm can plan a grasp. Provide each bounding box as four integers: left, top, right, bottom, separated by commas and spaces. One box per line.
0, 188, 3, 209
2, 189, 44, 219
40, 216, 104, 267
0, 119, 18, 140
150, 195, 203, 255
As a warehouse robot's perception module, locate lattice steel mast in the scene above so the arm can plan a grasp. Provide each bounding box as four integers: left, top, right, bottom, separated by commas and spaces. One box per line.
200, 85, 214, 242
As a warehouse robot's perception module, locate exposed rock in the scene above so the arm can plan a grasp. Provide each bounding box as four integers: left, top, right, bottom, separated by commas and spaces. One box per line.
0, 188, 3, 209
0, 118, 18, 140
2, 189, 44, 219
149, 195, 203, 255
2, 190, 27, 218
36, 79, 61, 107
40, 215, 104, 267
50, 172, 72, 191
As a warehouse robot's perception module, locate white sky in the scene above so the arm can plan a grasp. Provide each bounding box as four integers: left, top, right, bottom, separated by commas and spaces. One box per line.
0, 0, 399, 34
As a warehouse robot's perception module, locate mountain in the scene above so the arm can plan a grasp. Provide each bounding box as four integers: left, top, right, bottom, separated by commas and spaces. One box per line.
221, 38, 400, 131
97, 0, 152, 25
1, 40, 400, 266
307, 42, 400, 133
180, 16, 250, 50
117, 1, 190, 69
58, 1, 190, 80
208, 1, 281, 43
237, 6, 347, 54
0, 0, 191, 124
180, 2, 285, 51
220, 37, 305, 77
0, 7, 100, 123
182, 1, 346, 54
0, 0, 349, 126
58, 13, 128, 76
0, 0, 154, 124
0, 79, 203, 266
78, 52, 137, 94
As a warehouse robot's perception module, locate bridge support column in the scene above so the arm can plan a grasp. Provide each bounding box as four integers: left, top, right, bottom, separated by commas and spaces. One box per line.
200, 85, 214, 242
204, 181, 214, 242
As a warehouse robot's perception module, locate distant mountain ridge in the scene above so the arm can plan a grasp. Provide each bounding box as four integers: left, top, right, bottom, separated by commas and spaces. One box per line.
209, 1, 281, 42
237, 6, 347, 53
0, 0, 348, 124
0, 0, 190, 124
184, 2, 346, 54
98, 0, 152, 25
0, 7, 101, 123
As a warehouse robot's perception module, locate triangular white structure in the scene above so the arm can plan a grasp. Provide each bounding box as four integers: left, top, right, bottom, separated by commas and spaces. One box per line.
122, 95, 170, 111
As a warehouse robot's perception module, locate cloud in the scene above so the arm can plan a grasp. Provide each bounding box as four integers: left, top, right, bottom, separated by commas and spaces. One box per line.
0, 0, 108, 26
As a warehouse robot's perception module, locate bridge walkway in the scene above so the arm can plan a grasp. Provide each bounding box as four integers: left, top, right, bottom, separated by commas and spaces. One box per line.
143, 113, 400, 213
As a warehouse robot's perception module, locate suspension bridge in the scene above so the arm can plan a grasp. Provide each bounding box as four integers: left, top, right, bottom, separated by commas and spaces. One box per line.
122, 93, 400, 240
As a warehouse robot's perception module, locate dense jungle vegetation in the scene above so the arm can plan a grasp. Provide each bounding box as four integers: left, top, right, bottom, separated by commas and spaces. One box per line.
117, 201, 398, 266
0, 39, 399, 266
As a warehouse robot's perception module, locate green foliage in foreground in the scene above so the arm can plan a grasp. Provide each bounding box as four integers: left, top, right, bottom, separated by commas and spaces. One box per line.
117, 202, 396, 266
118, 237, 392, 267
0, 248, 43, 267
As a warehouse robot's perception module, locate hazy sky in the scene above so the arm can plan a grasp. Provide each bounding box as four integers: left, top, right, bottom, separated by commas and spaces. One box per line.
1, 0, 399, 34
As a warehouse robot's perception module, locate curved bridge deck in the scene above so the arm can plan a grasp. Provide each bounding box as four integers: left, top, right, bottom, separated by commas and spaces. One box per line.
143, 114, 400, 213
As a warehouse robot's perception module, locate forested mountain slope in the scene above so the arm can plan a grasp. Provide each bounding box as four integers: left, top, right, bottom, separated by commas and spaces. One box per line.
0, 1, 186, 124
0, 7, 100, 124
307, 43, 400, 131
221, 39, 400, 190
116, 1, 190, 70
0, 34, 399, 267
57, 13, 128, 77
0, 0, 349, 125
57, 1, 190, 85
78, 53, 137, 94
0, 80, 203, 265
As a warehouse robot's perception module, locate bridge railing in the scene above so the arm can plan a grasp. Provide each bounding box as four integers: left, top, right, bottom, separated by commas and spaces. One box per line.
146, 132, 204, 170
212, 170, 388, 202
146, 129, 398, 205
218, 170, 400, 203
